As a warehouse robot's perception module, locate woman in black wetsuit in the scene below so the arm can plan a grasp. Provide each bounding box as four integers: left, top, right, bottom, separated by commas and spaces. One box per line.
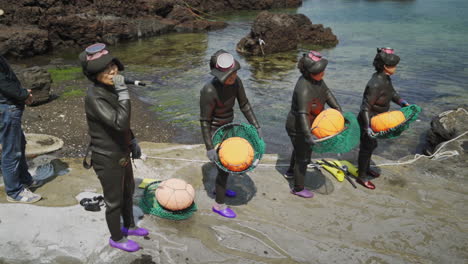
356, 47, 410, 190
199, 50, 261, 218
285, 51, 342, 198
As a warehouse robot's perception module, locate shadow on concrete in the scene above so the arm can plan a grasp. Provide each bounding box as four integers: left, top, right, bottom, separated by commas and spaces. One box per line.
274, 152, 335, 195
201, 162, 257, 206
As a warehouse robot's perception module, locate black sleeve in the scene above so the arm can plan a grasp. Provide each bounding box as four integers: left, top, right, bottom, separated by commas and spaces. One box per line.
87, 95, 131, 132
0, 71, 30, 101
295, 84, 314, 137
360, 82, 381, 128
200, 85, 216, 150
360, 82, 380, 113
236, 78, 260, 128
391, 87, 403, 106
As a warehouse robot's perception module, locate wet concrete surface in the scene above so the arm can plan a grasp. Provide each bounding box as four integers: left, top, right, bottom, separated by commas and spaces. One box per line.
0, 140, 467, 264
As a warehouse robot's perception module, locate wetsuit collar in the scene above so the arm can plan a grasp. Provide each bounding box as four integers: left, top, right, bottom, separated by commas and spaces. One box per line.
95, 82, 116, 93
307, 77, 322, 85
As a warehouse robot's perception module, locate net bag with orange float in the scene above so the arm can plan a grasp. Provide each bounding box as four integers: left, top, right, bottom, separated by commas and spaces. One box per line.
309, 109, 361, 154
211, 123, 266, 174
369, 104, 421, 139
139, 178, 198, 220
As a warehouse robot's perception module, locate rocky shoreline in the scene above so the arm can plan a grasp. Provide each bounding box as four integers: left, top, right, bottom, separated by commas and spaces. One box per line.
0, 0, 302, 58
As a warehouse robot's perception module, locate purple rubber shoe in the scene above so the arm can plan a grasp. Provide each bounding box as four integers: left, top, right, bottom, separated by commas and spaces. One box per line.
212, 206, 237, 218
109, 238, 140, 252
291, 188, 314, 198
121, 227, 149, 237
213, 189, 237, 198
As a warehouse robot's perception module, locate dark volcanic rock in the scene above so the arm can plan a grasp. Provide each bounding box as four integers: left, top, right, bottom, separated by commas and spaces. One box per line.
0, 0, 223, 57
291, 14, 338, 46
424, 108, 468, 155
17, 66, 52, 105
236, 11, 338, 55
168, 5, 227, 32
184, 0, 302, 13
0, 25, 50, 58
0, 0, 301, 58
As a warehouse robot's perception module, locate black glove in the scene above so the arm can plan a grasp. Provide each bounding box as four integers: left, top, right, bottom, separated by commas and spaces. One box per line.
207, 149, 218, 162
130, 138, 142, 159
305, 135, 316, 146
113, 75, 129, 101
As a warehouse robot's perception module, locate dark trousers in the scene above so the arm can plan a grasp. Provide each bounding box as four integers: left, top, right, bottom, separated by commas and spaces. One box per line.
91, 152, 135, 241
288, 135, 312, 190
0, 104, 32, 198
215, 167, 229, 204
210, 125, 230, 204
357, 114, 378, 180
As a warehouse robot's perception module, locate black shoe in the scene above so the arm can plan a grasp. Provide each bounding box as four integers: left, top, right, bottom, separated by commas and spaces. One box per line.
80, 196, 104, 212
284, 169, 294, 179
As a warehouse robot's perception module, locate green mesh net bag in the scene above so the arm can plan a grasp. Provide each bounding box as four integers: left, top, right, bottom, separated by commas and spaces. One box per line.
212, 123, 266, 174
371, 104, 422, 139
139, 181, 197, 220
311, 112, 361, 154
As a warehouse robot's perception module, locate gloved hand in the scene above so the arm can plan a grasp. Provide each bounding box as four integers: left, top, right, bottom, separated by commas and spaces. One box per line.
366, 127, 375, 137
399, 99, 410, 107
256, 127, 263, 139
305, 135, 316, 146
207, 149, 218, 162
112, 75, 130, 101
130, 138, 142, 159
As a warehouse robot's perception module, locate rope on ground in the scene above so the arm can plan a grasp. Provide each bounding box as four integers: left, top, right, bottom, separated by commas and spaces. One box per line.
371, 130, 468, 167
143, 131, 467, 168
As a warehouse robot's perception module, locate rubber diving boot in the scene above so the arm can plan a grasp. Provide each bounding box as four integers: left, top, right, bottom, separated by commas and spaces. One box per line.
290, 188, 314, 198
212, 205, 237, 218
356, 178, 376, 190
109, 238, 140, 252
121, 227, 149, 237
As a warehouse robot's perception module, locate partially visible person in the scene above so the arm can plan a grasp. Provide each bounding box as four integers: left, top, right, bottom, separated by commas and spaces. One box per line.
0, 55, 42, 203
285, 51, 342, 198
79, 43, 146, 253
357, 47, 410, 190
200, 50, 262, 219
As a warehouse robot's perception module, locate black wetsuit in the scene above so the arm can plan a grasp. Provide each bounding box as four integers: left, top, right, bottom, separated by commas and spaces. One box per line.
85, 83, 135, 241
358, 71, 403, 179
200, 77, 259, 204
285, 76, 341, 190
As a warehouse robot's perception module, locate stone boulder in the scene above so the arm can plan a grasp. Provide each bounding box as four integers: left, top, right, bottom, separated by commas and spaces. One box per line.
291, 14, 338, 46
167, 5, 227, 32
236, 11, 338, 56
0, 25, 50, 57
17, 66, 52, 105
424, 107, 468, 155
183, 0, 302, 13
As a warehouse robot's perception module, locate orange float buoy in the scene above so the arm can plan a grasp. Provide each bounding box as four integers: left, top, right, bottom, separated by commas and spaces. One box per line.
155, 178, 195, 211
311, 109, 345, 138
371, 111, 405, 132
218, 137, 254, 172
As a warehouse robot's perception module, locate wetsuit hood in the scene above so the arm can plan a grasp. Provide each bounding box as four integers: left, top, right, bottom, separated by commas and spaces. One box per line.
299, 51, 328, 76
79, 43, 124, 79
209, 49, 240, 84
373, 47, 400, 71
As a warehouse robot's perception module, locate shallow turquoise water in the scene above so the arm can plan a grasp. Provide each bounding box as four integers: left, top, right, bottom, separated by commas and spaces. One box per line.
112, 0, 468, 159
29, 0, 468, 159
